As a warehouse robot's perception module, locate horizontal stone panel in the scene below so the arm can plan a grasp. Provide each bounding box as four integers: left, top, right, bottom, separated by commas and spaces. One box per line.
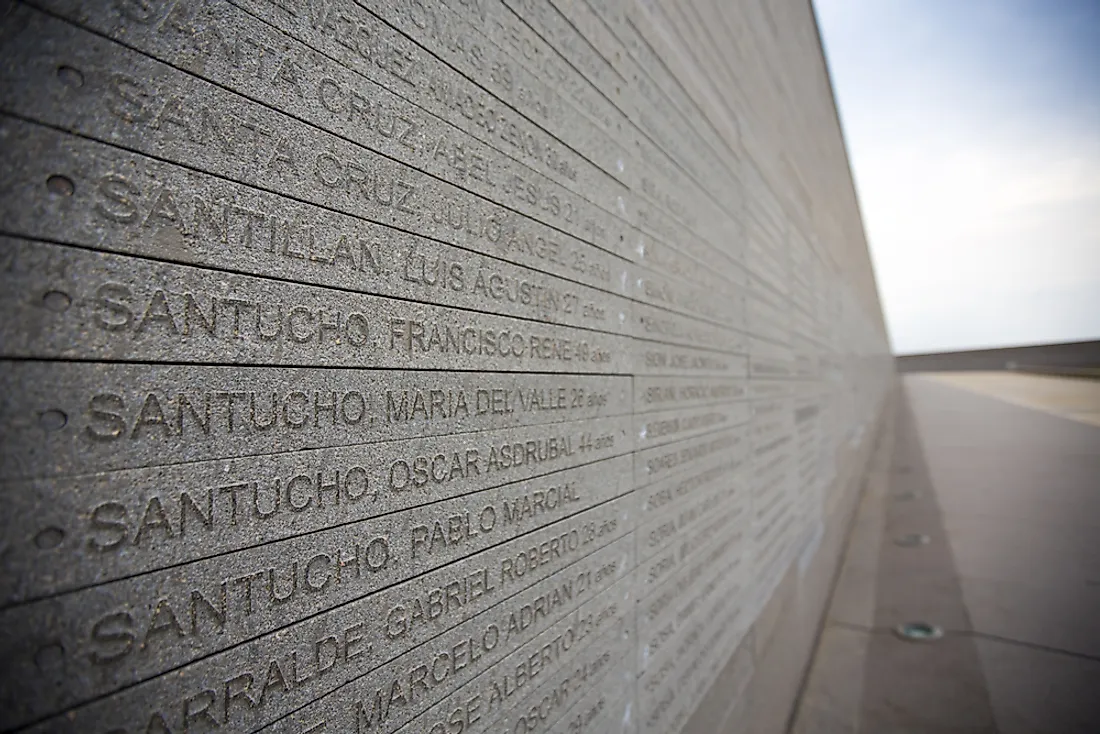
0, 362, 630, 479
0, 0, 893, 731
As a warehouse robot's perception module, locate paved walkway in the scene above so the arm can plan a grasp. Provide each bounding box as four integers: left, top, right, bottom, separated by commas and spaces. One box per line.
791, 373, 1100, 733
924, 371, 1100, 428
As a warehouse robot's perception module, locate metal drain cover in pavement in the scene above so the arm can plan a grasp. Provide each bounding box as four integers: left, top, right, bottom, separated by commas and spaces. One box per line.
894, 622, 944, 642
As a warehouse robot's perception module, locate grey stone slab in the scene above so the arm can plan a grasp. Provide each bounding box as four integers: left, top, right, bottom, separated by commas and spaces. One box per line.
402, 573, 634, 734
751, 396, 795, 428
498, 622, 632, 734
0, 465, 632, 726
0, 8, 628, 294
681, 602, 755, 732
636, 501, 747, 609
698, 634, 755, 734
0, 416, 630, 604
225, 0, 622, 219
439, 0, 632, 141
630, 262, 746, 330
750, 379, 795, 401
752, 550, 801, 626
632, 226, 740, 296
639, 568, 752, 734
14, 527, 634, 734
751, 479, 796, 544
631, 200, 745, 287
453, 0, 748, 290
627, 123, 742, 261
634, 426, 747, 487
638, 545, 747, 677
501, 0, 626, 111
746, 292, 792, 345
360, 0, 630, 186
619, 5, 745, 204
431, 0, 747, 276
636, 501, 750, 635
633, 341, 748, 378
747, 256, 791, 306
545, 645, 636, 734
634, 509, 748, 640
253, 522, 631, 734
0, 361, 630, 479
750, 437, 795, 477
35, 0, 633, 255
0, 0, 897, 728
636, 450, 746, 530
628, 134, 743, 258
656, 4, 744, 141
628, 0, 746, 167
636, 401, 751, 452
637, 476, 745, 565
633, 375, 747, 414
0, 236, 632, 370
0, 117, 630, 335
749, 339, 795, 379
631, 300, 747, 355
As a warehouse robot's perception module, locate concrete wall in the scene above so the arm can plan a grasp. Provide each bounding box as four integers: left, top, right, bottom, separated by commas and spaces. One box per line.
897, 340, 1100, 373
0, 1, 891, 732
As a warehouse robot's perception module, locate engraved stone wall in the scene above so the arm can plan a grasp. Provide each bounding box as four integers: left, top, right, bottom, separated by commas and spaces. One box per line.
0, 0, 892, 732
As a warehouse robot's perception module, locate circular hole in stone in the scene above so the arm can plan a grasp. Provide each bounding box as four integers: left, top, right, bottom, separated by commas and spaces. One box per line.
38, 409, 68, 431
42, 290, 72, 312
46, 175, 75, 196
56, 65, 84, 87
894, 533, 930, 547
894, 622, 943, 642
34, 642, 65, 671
34, 526, 65, 549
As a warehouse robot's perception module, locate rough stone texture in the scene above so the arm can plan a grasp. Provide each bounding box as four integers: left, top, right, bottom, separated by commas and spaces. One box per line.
0, 0, 890, 732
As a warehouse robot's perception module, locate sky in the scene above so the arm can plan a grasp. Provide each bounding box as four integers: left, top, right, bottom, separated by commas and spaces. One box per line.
812, 0, 1100, 354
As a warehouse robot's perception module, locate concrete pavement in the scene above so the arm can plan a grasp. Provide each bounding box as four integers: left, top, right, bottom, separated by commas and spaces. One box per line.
791, 373, 1100, 733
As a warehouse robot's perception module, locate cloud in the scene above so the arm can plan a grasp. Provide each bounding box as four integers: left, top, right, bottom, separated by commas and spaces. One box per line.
814, 0, 1100, 353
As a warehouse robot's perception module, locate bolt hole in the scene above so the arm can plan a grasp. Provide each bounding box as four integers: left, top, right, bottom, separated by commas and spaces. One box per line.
46, 175, 74, 196
34, 642, 65, 671
42, 290, 72, 312
894, 622, 943, 642
56, 65, 84, 87
34, 527, 65, 549
894, 533, 930, 547
38, 409, 67, 431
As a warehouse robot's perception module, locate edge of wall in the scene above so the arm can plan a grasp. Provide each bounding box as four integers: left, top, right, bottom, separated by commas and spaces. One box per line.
683, 390, 897, 732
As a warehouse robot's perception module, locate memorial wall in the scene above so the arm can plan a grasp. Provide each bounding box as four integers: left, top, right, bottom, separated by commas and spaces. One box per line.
0, 0, 892, 732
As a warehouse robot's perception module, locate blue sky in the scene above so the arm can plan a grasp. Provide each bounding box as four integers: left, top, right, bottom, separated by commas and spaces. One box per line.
813, 0, 1100, 354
